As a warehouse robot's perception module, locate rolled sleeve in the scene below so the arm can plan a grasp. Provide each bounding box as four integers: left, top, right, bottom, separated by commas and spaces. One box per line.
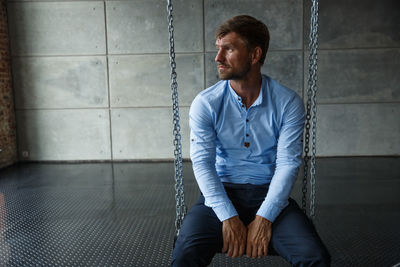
190, 95, 238, 222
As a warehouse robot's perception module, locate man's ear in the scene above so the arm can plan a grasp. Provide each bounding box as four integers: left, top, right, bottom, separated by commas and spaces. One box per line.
251, 47, 262, 65
251, 46, 262, 64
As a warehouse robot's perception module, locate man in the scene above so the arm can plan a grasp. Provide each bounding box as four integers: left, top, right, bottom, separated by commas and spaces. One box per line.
171, 15, 330, 266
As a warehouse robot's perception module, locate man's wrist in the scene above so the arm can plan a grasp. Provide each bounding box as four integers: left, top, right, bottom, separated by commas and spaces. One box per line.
212, 203, 238, 222
255, 215, 272, 226
256, 201, 283, 223
223, 215, 240, 223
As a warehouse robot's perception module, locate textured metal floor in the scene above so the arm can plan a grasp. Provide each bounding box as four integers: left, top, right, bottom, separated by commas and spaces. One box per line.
0, 158, 399, 266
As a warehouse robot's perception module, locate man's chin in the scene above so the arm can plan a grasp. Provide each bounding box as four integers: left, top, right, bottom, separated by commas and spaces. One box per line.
217, 71, 231, 80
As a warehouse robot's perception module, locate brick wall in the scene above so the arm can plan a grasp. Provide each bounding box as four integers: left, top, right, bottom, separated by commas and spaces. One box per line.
0, 0, 17, 168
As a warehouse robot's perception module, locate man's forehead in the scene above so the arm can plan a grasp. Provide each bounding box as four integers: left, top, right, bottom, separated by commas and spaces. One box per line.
216, 32, 246, 46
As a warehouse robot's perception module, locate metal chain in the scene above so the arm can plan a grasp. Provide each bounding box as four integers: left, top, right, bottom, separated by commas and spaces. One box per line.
302, 97, 311, 214
167, 0, 318, 227
306, 0, 319, 219
167, 0, 186, 236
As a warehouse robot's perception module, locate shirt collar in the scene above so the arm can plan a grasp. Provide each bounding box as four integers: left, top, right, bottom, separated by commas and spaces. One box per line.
227, 77, 264, 107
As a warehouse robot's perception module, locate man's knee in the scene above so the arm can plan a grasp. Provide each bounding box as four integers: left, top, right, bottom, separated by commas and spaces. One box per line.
171, 235, 215, 267
171, 197, 222, 266
294, 242, 331, 267
171, 244, 195, 267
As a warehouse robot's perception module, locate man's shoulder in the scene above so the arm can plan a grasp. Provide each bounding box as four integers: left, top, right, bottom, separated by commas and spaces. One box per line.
263, 75, 305, 119
194, 80, 227, 107
263, 74, 299, 99
262, 75, 303, 109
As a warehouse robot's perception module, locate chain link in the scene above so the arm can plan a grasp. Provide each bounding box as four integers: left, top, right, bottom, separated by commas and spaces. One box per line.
167, 0, 186, 236
302, 81, 312, 213
304, 0, 319, 219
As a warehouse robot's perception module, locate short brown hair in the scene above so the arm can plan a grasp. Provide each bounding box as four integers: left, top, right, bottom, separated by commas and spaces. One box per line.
215, 15, 270, 65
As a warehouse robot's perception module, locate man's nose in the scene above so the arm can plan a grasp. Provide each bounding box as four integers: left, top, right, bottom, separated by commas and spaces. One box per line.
215, 50, 224, 63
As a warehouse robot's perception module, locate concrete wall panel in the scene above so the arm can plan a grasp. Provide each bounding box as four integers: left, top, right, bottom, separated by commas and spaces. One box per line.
262, 51, 303, 96
317, 103, 400, 156
204, 52, 218, 88
7, 2, 106, 56
6, 0, 399, 161
109, 54, 203, 107
16, 109, 111, 160
305, 0, 400, 49
309, 49, 400, 104
8, 0, 103, 2
205, 51, 303, 97
13, 56, 108, 109
107, 0, 203, 54
205, 0, 302, 51
111, 108, 190, 160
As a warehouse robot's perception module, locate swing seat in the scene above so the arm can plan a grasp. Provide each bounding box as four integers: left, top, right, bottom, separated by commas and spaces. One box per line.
168, 0, 320, 257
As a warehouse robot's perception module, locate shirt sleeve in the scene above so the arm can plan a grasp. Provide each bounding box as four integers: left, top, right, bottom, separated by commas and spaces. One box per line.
256, 94, 305, 222
189, 95, 238, 222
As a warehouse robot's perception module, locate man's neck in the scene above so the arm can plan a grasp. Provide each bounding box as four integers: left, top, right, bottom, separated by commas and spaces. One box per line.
230, 72, 262, 109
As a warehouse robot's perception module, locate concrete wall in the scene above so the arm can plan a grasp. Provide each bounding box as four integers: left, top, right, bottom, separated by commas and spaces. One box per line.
0, 0, 17, 168
6, 0, 400, 161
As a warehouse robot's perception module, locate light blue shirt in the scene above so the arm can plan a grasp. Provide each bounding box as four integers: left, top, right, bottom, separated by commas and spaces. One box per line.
189, 74, 305, 222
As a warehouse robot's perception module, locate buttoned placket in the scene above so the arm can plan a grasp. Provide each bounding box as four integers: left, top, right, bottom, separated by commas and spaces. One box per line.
229, 77, 264, 151
237, 96, 251, 149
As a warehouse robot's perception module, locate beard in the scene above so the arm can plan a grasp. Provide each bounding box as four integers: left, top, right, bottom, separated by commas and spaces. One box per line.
217, 59, 252, 80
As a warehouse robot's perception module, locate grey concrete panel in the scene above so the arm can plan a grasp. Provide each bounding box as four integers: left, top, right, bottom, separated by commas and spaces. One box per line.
7, 2, 106, 56
304, 0, 400, 49
204, 0, 302, 51
204, 52, 219, 88
205, 51, 303, 97
306, 49, 400, 104
109, 54, 203, 107
111, 107, 190, 160
13, 56, 108, 109
262, 51, 303, 96
316, 103, 400, 156
16, 109, 111, 161
107, 0, 203, 53
7, 0, 102, 1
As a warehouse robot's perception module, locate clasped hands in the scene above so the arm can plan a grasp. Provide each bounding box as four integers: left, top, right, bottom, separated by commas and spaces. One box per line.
222, 215, 272, 258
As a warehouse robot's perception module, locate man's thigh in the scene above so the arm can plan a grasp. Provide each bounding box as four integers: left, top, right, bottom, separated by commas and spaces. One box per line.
171, 195, 223, 267
271, 198, 330, 266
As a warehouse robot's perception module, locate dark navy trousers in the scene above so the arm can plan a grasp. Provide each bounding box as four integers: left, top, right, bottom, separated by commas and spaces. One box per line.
171, 183, 330, 267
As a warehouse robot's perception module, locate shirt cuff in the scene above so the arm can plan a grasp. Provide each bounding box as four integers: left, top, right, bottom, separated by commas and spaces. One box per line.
211, 202, 238, 222
256, 200, 289, 222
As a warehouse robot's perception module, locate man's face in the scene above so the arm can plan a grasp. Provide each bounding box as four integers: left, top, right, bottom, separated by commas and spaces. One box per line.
215, 32, 253, 80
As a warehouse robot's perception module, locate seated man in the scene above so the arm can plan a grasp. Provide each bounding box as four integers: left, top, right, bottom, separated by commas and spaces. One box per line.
171, 15, 330, 267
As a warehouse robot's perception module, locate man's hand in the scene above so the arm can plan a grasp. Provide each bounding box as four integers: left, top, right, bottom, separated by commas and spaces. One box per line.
222, 216, 247, 258
246, 215, 272, 258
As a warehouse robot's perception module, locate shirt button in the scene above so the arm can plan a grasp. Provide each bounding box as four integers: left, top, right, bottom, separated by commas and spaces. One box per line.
244, 142, 250, 148
246, 119, 249, 123
241, 105, 245, 108
246, 134, 249, 137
